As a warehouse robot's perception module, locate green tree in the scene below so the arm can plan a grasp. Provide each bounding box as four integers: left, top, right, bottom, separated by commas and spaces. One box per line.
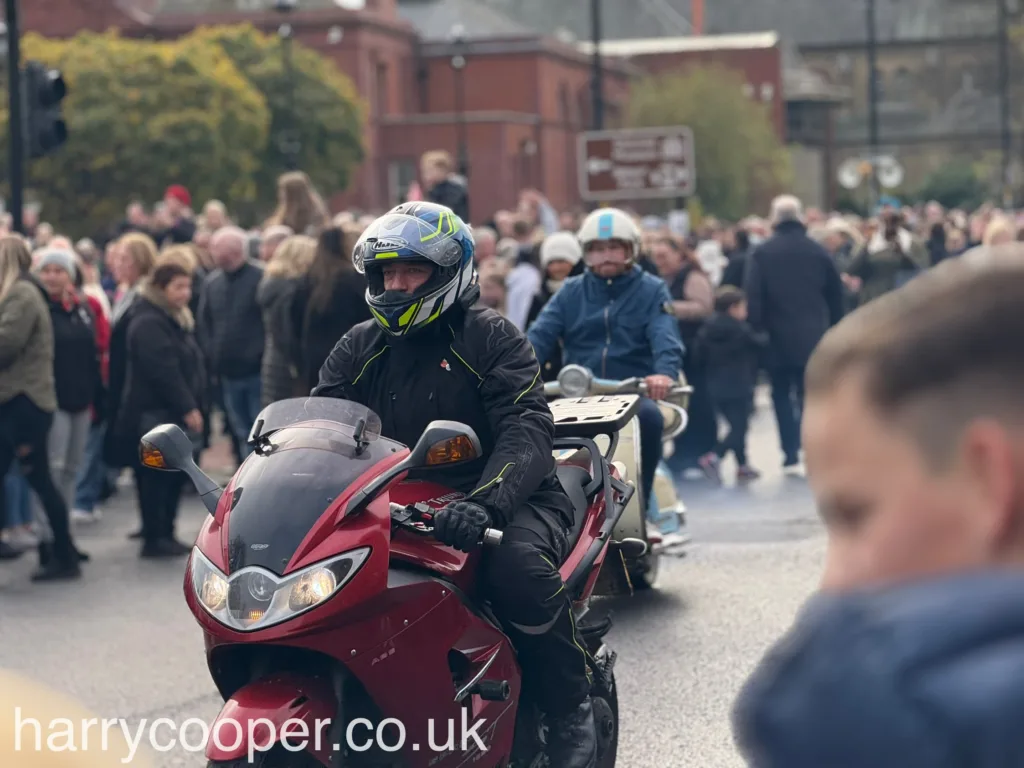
628, 67, 792, 221
0, 31, 271, 237
191, 24, 365, 217
914, 161, 987, 210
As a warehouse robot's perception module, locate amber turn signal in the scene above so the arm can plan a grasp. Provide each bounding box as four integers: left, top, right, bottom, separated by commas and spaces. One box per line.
425, 435, 478, 465
140, 444, 167, 469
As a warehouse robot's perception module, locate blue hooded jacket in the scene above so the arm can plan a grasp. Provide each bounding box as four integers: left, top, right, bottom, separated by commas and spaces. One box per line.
526, 265, 684, 380
733, 571, 1024, 768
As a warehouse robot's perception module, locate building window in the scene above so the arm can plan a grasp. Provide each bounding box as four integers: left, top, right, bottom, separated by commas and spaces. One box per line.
375, 61, 389, 118
786, 103, 826, 144
578, 88, 592, 131
559, 84, 572, 127
786, 104, 804, 139
387, 160, 418, 207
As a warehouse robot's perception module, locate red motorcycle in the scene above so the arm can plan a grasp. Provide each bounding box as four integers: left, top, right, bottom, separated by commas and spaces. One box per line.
139, 394, 642, 767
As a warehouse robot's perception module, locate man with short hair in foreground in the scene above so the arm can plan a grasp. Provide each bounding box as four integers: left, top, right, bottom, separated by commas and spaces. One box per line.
732, 252, 1024, 767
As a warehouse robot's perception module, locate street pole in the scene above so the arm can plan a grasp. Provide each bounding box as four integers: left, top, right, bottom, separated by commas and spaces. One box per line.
998, 0, 1012, 207
450, 30, 468, 178
454, 67, 467, 177
865, 0, 881, 210
590, 0, 604, 130
5, 0, 23, 233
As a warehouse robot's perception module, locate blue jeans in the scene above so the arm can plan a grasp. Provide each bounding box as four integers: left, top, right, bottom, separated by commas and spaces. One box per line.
4, 460, 32, 528
73, 421, 107, 513
635, 398, 664, 519
222, 375, 262, 458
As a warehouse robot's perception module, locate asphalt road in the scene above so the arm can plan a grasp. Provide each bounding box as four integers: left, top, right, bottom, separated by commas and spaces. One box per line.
0, 396, 824, 767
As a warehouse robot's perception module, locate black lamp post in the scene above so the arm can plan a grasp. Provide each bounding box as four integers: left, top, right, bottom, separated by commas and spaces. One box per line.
998, 0, 1012, 207
275, 0, 301, 170
590, 0, 604, 130
865, 0, 881, 209
449, 24, 469, 178
2, 5, 24, 233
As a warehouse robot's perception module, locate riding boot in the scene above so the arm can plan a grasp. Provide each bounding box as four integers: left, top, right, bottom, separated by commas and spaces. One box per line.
545, 697, 597, 768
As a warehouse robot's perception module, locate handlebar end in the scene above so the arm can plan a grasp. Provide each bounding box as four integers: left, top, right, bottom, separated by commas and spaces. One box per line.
481, 529, 503, 547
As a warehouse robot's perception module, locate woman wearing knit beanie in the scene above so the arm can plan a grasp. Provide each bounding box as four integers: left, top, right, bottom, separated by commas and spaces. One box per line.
526, 231, 584, 380
32, 248, 102, 532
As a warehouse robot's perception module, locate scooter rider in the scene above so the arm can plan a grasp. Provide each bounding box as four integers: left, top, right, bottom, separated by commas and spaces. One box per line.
312, 202, 599, 768
528, 208, 685, 514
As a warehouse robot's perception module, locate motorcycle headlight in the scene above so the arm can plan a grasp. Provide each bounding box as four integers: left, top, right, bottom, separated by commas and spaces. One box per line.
189, 547, 370, 632
558, 365, 593, 398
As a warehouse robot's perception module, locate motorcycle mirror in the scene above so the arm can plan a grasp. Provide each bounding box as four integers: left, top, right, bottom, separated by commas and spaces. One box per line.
409, 421, 483, 468
138, 424, 223, 515
345, 421, 484, 518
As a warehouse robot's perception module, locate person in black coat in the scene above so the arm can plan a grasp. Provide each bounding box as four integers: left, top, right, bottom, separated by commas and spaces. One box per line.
113, 261, 205, 558
257, 234, 316, 406
927, 222, 950, 266
421, 150, 469, 223
743, 196, 845, 467
293, 226, 372, 391
721, 228, 753, 288
33, 249, 101, 509
693, 287, 768, 483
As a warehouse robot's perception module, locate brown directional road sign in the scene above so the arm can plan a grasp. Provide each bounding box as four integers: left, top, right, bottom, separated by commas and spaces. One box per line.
577, 126, 696, 202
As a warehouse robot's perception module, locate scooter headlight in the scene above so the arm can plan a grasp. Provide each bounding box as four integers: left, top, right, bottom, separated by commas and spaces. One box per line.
558, 365, 593, 398
189, 547, 370, 632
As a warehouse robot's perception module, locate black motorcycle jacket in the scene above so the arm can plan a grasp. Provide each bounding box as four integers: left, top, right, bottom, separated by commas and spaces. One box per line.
312, 294, 573, 531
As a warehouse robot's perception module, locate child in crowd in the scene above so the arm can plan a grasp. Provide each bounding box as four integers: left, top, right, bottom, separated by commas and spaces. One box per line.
695, 286, 767, 482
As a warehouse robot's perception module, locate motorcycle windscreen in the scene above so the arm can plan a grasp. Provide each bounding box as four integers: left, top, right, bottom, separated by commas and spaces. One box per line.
224, 424, 403, 575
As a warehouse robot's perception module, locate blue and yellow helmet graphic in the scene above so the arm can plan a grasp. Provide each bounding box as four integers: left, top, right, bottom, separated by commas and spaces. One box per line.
353, 203, 476, 336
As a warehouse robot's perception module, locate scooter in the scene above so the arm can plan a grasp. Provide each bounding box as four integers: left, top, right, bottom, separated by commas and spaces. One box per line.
139, 394, 641, 767
544, 365, 692, 592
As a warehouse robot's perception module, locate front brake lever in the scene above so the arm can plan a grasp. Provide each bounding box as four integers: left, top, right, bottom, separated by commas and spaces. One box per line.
390, 502, 437, 537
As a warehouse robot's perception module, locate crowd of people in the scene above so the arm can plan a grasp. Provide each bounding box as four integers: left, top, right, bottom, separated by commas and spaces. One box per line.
0, 139, 1011, 584
0, 170, 376, 578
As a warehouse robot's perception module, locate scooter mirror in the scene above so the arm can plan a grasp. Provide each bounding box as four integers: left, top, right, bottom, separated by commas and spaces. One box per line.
409, 421, 483, 468
138, 424, 223, 515
139, 424, 194, 471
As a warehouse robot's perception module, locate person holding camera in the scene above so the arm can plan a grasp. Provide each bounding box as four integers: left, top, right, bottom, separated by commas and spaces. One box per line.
843, 209, 930, 305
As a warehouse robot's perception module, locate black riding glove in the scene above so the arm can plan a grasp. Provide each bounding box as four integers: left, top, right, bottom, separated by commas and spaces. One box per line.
433, 501, 491, 553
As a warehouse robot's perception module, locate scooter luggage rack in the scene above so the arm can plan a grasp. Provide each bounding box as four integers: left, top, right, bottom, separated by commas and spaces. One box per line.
549, 394, 641, 440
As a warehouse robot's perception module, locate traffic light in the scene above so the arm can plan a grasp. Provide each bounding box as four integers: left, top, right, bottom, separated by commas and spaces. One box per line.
22, 61, 68, 159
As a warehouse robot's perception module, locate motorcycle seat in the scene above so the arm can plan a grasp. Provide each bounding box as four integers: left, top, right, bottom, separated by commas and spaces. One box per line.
556, 464, 594, 554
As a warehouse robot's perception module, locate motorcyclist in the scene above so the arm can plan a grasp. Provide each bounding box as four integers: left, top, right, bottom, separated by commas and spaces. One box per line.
312, 202, 598, 768
527, 207, 685, 515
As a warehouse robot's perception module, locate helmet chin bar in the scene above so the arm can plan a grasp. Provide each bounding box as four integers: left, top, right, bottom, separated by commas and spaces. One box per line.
378, 289, 414, 303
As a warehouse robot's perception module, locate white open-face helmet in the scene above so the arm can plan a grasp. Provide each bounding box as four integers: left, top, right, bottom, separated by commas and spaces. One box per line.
577, 208, 642, 262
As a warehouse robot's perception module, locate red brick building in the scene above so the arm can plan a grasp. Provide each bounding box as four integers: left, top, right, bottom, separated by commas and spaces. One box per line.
23, 0, 633, 220
24, 2, 806, 218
